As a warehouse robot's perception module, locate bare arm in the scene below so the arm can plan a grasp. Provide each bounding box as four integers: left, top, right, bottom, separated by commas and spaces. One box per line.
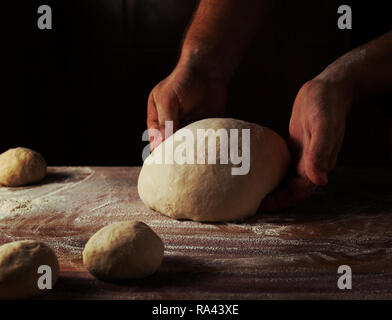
261, 30, 392, 211
178, 0, 269, 82
317, 31, 392, 100
147, 0, 269, 150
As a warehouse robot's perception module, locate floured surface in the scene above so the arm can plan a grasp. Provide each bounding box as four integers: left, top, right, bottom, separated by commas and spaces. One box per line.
0, 167, 391, 299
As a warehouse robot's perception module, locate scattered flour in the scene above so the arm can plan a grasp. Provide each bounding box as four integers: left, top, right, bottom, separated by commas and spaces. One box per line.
0, 197, 50, 219
0, 167, 94, 220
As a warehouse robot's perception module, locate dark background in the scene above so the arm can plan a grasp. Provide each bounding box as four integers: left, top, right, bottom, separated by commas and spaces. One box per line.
4, 0, 392, 166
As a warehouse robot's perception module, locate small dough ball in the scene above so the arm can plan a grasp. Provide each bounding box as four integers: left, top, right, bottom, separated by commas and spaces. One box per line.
0, 240, 60, 299
83, 221, 164, 281
138, 118, 290, 222
0, 147, 47, 187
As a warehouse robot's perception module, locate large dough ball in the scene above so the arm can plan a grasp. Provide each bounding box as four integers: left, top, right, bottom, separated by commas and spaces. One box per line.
0, 240, 60, 299
83, 221, 164, 281
0, 147, 47, 187
138, 118, 290, 222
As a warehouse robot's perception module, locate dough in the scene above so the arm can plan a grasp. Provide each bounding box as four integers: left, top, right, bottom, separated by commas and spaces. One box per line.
0, 147, 47, 187
83, 221, 164, 281
0, 240, 60, 299
138, 118, 290, 222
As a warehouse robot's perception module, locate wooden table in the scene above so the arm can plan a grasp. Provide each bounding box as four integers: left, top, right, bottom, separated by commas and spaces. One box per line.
0, 167, 391, 299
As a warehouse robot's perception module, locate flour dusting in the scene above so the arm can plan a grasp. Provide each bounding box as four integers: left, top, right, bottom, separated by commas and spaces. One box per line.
0, 167, 94, 220
0, 197, 51, 219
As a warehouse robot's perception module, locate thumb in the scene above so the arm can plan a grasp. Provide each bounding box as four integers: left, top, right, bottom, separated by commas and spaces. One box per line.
147, 94, 162, 151
304, 148, 329, 186
303, 123, 336, 186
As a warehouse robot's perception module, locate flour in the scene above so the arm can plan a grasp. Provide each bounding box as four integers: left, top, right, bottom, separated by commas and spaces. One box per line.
252, 224, 290, 236
0, 197, 50, 219
0, 167, 94, 220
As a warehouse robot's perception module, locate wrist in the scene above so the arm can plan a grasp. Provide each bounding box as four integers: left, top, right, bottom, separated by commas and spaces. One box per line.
315, 58, 360, 104
309, 74, 355, 119
177, 45, 232, 84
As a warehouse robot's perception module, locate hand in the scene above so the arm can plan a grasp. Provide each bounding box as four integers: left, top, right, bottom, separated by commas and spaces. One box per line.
147, 65, 227, 150
260, 78, 354, 211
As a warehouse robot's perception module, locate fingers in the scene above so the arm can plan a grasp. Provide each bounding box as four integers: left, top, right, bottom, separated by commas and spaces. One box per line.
304, 121, 345, 186
147, 94, 161, 151
259, 124, 325, 212
156, 94, 180, 138
147, 90, 180, 151
261, 127, 342, 212
262, 78, 350, 212
258, 172, 316, 212
305, 143, 329, 186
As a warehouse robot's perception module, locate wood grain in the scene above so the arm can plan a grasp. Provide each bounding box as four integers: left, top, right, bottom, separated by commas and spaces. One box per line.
0, 167, 391, 299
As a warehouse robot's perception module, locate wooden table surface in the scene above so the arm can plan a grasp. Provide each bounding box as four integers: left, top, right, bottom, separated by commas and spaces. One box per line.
0, 167, 391, 299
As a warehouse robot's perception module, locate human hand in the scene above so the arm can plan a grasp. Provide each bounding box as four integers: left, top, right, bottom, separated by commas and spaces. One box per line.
147, 65, 227, 151
260, 78, 354, 211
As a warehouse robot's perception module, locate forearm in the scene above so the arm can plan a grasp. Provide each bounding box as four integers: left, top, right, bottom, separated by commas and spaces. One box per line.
316, 31, 392, 101
178, 0, 269, 82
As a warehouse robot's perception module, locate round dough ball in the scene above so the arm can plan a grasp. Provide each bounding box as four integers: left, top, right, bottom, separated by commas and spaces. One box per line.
0, 147, 47, 187
0, 240, 60, 299
138, 118, 290, 222
83, 221, 164, 281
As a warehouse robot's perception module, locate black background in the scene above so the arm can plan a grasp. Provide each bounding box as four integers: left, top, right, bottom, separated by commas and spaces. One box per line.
1, 300, 387, 318
4, 0, 392, 166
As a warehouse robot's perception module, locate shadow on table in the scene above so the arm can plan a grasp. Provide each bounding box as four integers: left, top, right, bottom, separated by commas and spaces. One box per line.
40, 172, 74, 185
38, 255, 218, 299
5, 170, 88, 191
118, 255, 218, 287
249, 167, 392, 225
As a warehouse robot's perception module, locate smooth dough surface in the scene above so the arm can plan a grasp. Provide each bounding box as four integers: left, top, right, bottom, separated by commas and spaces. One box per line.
83, 221, 164, 281
0, 240, 60, 299
0, 147, 47, 187
138, 118, 290, 222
